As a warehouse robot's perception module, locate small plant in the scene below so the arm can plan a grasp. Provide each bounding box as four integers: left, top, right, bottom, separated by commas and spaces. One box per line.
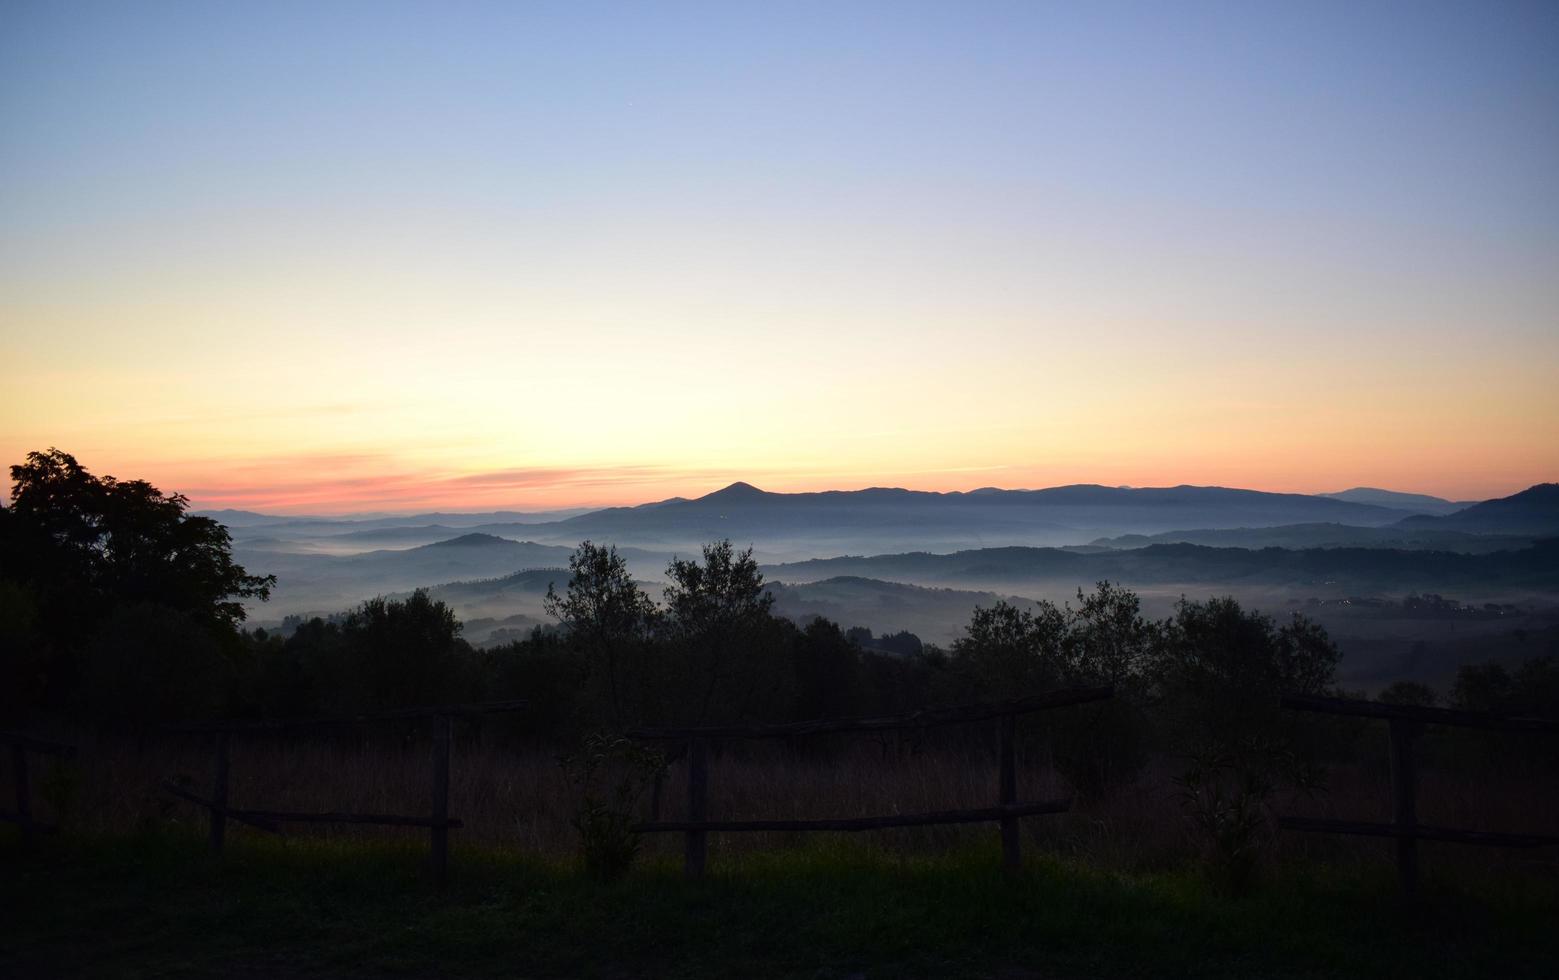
1175, 753, 1270, 895
559, 733, 666, 881
1175, 740, 1323, 895
37, 757, 80, 827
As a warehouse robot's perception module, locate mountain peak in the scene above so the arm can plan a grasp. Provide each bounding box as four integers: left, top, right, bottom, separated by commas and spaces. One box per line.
701, 481, 768, 501
422, 532, 512, 548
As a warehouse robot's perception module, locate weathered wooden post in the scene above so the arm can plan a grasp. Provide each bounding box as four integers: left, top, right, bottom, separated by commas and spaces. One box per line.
209, 732, 230, 855
1387, 718, 1420, 894
998, 712, 1019, 871
685, 736, 708, 879
12, 744, 31, 840
430, 714, 452, 888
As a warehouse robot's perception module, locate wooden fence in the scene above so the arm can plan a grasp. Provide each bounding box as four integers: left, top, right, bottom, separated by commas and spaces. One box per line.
1, 730, 77, 838
1277, 693, 1559, 893
160, 699, 527, 886
627, 685, 1114, 877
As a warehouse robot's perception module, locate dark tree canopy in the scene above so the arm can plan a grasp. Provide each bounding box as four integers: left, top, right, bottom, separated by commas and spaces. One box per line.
1, 448, 273, 631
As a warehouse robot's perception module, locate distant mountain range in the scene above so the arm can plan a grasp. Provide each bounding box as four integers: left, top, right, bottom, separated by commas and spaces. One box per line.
235, 534, 621, 618
1088, 523, 1533, 554
761, 539, 1559, 594
498, 481, 1473, 556
219, 481, 1559, 570
1319, 488, 1468, 515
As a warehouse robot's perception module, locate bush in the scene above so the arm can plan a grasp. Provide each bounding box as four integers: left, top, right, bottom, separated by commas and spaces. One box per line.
559, 733, 667, 881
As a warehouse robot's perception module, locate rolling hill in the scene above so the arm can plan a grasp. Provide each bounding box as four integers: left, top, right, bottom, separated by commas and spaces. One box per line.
761, 539, 1559, 594
1395, 483, 1559, 535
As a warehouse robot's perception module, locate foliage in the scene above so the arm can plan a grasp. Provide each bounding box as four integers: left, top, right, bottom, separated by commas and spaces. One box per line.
951, 599, 1067, 695
1145, 596, 1338, 769
660, 540, 789, 725
76, 602, 236, 726
558, 733, 666, 881
1452, 656, 1559, 717
951, 583, 1158, 798
0, 448, 272, 723
1378, 679, 1438, 707
1175, 750, 1274, 895
1, 448, 273, 632
544, 541, 658, 726
1142, 597, 1336, 881
238, 590, 474, 716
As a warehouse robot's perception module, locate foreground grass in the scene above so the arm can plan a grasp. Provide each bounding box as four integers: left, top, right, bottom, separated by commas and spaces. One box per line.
2, 831, 1555, 979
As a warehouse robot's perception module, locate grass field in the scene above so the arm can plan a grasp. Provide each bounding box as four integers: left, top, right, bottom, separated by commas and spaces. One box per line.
3, 830, 1556, 980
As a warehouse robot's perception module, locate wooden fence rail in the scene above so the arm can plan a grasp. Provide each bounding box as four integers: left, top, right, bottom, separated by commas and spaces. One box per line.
159, 699, 527, 886
627, 685, 1113, 878
1, 731, 76, 839
1277, 693, 1559, 894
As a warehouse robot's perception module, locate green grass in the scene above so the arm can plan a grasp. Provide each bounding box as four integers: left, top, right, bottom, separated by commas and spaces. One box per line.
2, 830, 1555, 979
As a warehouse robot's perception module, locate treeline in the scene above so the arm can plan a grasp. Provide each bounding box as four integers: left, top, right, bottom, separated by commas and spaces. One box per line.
5, 449, 1557, 750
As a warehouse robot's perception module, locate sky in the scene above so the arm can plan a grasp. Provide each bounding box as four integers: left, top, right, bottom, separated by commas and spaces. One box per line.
2, 0, 1557, 513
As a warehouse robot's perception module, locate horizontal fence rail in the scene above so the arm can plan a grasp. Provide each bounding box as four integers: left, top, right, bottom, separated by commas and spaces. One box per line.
2, 731, 77, 838
1279, 694, 1559, 734
1278, 693, 1559, 894
160, 700, 527, 886
626, 686, 1113, 740
1277, 816, 1558, 849
628, 686, 1113, 877
161, 699, 530, 735
634, 800, 1072, 834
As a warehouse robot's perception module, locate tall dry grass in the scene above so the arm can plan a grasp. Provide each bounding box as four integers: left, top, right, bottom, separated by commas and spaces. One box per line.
7, 722, 1557, 881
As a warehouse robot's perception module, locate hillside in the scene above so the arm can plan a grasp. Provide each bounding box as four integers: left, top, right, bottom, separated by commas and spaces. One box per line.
762, 540, 1559, 594
236, 535, 582, 618
767, 576, 1048, 646
1089, 522, 1530, 554
489, 482, 1431, 557
1396, 483, 1559, 535
1320, 488, 1465, 514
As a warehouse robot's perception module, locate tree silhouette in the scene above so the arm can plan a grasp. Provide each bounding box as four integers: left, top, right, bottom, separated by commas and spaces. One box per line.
1, 448, 274, 719
2, 448, 273, 632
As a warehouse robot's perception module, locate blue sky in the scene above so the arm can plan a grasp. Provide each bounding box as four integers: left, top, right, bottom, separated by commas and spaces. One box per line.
2, 1, 1556, 509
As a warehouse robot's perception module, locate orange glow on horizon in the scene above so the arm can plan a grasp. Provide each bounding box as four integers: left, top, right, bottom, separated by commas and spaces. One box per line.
3, 444, 1548, 516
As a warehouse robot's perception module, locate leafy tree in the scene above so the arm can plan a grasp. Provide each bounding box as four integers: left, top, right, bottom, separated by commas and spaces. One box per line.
1147, 596, 1338, 758
661, 540, 787, 724
951, 600, 1067, 698
1052, 582, 1160, 799
76, 603, 233, 726
1450, 661, 1513, 713
545, 541, 658, 727
1064, 581, 1158, 688
1, 448, 273, 633
1146, 596, 1338, 890
791, 618, 864, 720
339, 590, 470, 711
1378, 680, 1437, 707
0, 448, 273, 720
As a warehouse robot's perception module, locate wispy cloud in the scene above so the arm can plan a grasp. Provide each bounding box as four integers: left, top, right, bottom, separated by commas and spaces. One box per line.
175, 456, 752, 514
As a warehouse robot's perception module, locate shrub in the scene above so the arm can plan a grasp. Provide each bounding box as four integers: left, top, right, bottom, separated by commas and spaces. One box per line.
559, 733, 667, 881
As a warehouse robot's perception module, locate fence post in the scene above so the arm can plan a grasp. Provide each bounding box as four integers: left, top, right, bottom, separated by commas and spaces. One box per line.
685, 736, 708, 879
1387, 718, 1420, 895
430, 714, 451, 888
209, 732, 229, 855
999, 712, 1019, 872
12, 745, 31, 840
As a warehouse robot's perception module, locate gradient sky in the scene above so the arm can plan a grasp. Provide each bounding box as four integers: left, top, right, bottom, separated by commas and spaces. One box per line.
3, 1, 1557, 513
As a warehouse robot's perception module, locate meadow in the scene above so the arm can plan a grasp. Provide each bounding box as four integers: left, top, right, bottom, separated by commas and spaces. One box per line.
5, 722, 1557, 978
